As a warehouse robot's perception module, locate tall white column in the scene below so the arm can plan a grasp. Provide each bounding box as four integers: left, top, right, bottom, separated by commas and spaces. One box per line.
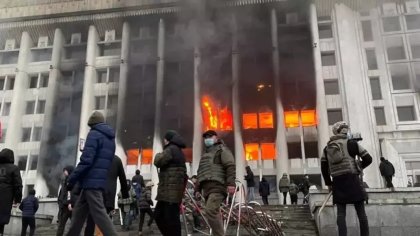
192, 40, 203, 175
271, 9, 289, 204
115, 22, 131, 167
36, 28, 65, 196
334, 4, 381, 187
151, 19, 165, 200
5, 32, 33, 149
231, 14, 246, 186
309, 3, 330, 168
299, 113, 307, 174
77, 25, 99, 163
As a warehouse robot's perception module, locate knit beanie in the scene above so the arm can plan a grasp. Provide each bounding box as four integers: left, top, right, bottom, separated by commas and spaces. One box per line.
88, 111, 105, 127
164, 130, 178, 142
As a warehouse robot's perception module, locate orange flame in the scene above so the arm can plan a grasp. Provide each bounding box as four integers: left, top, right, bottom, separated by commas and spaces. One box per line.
202, 96, 232, 131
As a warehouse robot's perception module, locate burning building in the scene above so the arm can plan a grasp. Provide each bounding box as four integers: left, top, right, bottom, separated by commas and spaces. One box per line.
0, 0, 419, 202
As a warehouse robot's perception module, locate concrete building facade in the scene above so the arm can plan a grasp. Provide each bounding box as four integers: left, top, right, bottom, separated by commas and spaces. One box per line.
0, 0, 419, 202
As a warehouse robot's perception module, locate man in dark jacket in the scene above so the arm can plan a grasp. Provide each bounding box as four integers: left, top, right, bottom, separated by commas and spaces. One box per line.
321, 121, 372, 236
56, 166, 79, 236
197, 130, 236, 236
259, 178, 270, 205
19, 189, 39, 236
245, 166, 255, 202
84, 155, 129, 236
0, 148, 22, 236
154, 130, 187, 236
65, 111, 117, 236
138, 182, 154, 235
379, 157, 395, 188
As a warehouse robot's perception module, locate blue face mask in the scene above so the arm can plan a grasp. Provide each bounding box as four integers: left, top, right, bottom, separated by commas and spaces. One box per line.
204, 138, 215, 147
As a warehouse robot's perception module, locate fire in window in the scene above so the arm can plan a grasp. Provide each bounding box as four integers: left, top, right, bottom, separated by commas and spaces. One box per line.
243, 113, 258, 129
141, 149, 153, 164
245, 143, 259, 161
301, 110, 317, 127
284, 111, 299, 128
259, 112, 274, 129
202, 96, 232, 131
126, 149, 139, 165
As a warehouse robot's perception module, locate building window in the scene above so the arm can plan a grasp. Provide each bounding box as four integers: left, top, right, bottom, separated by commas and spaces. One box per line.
32, 127, 42, 141
30, 155, 38, 170
98, 43, 121, 57
327, 109, 343, 125
2, 102, 11, 116
243, 113, 258, 129
304, 141, 319, 158
382, 16, 401, 32
36, 100, 46, 114
0, 77, 5, 90
25, 101, 36, 114
365, 49, 378, 70
408, 34, 420, 59
40, 74, 49, 88
385, 36, 407, 61
361, 21, 373, 41
288, 142, 302, 159
369, 77, 382, 100
0, 51, 19, 65
390, 64, 411, 90
321, 52, 336, 66
31, 48, 52, 62
97, 70, 107, 83
108, 68, 120, 83
324, 80, 339, 95
374, 107, 387, 125
405, 14, 420, 30
18, 156, 27, 171
95, 96, 106, 110
29, 76, 38, 88
397, 106, 416, 121
319, 24, 333, 39
6, 77, 14, 90
21, 128, 32, 142
107, 95, 118, 111
245, 143, 259, 161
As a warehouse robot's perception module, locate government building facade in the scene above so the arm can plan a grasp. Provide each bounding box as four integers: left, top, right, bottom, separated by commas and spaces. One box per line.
0, 0, 419, 201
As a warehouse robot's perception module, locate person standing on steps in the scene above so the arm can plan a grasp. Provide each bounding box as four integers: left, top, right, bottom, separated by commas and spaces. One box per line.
289, 181, 299, 205
154, 130, 187, 236
0, 148, 23, 236
379, 157, 395, 189
19, 189, 39, 236
245, 166, 255, 202
321, 121, 372, 236
278, 173, 290, 205
301, 174, 311, 204
65, 111, 118, 236
197, 130, 236, 236
259, 177, 270, 205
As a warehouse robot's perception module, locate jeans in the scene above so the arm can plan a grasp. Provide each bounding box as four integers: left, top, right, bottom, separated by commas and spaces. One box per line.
384, 176, 394, 188
262, 196, 269, 205
247, 187, 255, 202
21, 217, 35, 236
336, 201, 369, 236
56, 207, 72, 236
155, 201, 181, 236
139, 208, 154, 232
282, 192, 288, 205
65, 190, 117, 236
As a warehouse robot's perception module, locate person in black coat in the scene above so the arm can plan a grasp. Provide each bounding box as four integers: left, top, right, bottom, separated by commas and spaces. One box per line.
0, 148, 23, 236
245, 166, 255, 202
379, 157, 395, 188
84, 155, 129, 236
19, 189, 39, 236
258, 178, 270, 205
56, 166, 79, 236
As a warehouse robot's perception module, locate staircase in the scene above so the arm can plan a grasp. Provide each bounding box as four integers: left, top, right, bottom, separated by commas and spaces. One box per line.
34, 205, 318, 236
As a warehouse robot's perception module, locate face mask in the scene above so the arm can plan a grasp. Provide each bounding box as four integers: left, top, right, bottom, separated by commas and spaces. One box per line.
204, 138, 215, 147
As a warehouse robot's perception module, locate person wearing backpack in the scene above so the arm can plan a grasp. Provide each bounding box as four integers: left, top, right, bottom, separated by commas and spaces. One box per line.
321, 121, 372, 236
379, 157, 395, 189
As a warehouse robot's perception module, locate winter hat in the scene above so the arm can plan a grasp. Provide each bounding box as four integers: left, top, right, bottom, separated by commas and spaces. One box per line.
164, 130, 178, 142
202, 130, 217, 138
332, 121, 349, 135
88, 111, 105, 127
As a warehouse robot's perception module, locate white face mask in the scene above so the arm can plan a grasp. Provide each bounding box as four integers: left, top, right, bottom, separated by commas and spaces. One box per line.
204, 138, 215, 147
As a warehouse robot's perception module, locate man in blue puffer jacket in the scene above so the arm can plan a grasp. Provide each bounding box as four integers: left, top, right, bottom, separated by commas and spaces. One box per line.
65, 111, 117, 236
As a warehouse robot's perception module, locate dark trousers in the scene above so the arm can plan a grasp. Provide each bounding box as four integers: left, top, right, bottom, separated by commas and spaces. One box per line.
0, 224, 4, 234
155, 201, 181, 236
56, 207, 72, 236
262, 196, 269, 205
384, 176, 394, 188
282, 192, 288, 205
65, 190, 117, 236
336, 201, 369, 236
84, 208, 113, 236
139, 208, 154, 232
21, 217, 35, 236
290, 194, 298, 204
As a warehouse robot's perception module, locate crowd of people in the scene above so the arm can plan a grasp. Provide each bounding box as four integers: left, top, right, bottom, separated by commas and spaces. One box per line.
0, 109, 403, 236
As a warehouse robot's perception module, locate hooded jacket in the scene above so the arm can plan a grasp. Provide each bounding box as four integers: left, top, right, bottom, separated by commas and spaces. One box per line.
259, 178, 270, 197
68, 123, 116, 190
278, 174, 290, 193
0, 148, 23, 224
245, 166, 255, 188
154, 134, 187, 204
